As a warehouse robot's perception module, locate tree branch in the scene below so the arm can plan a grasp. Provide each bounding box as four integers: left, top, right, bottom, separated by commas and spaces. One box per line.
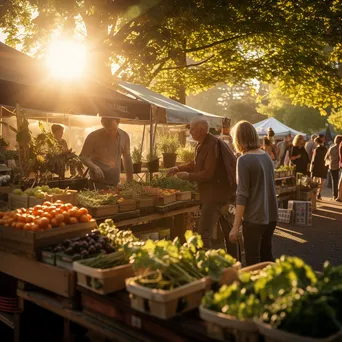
185, 34, 248, 53
160, 54, 215, 71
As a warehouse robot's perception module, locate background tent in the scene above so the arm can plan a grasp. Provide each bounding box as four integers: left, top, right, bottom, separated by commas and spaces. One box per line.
0, 42, 151, 121
118, 81, 223, 127
253, 117, 306, 137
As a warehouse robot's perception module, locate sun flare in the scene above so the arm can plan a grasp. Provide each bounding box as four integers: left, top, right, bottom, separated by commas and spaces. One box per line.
45, 40, 87, 79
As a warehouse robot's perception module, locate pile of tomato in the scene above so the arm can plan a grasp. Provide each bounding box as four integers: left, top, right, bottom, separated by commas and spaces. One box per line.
0, 200, 94, 231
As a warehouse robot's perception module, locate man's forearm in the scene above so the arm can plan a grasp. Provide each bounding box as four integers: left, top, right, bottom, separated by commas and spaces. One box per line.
80, 155, 97, 170
123, 155, 134, 182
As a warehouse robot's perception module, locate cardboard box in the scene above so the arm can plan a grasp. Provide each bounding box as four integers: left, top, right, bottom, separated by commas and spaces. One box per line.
288, 201, 312, 226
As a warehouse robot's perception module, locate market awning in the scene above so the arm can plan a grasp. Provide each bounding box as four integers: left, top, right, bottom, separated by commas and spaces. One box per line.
0, 42, 151, 121
253, 117, 306, 137
117, 80, 223, 127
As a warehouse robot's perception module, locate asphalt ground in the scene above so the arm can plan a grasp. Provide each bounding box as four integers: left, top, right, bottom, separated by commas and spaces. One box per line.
273, 196, 342, 271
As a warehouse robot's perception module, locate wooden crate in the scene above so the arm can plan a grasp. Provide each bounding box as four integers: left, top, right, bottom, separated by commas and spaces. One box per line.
200, 306, 259, 342
126, 272, 206, 319
192, 192, 200, 201
28, 191, 78, 207
8, 194, 29, 209
0, 221, 96, 259
0, 250, 75, 297
138, 197, 156, 209
176, 191, 192, 201
87, 205, 118, 218
156, 194, 176, 206
74, 258, 134, 295
256, 321, 342, 342
118, 199, 137, 213
0, 186, 13, 194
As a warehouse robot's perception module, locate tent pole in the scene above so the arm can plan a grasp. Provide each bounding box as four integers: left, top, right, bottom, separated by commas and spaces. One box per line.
141, 124, 146, 155
149, 107, 153, 182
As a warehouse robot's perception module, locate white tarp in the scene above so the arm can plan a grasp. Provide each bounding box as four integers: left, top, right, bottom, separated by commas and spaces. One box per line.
118, 81, 223, 127
253, 117, 306, 137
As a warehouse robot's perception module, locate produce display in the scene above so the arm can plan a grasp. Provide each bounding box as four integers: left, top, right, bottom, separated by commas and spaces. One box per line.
202, 256, 342, 339
116, 182, 145, 200
125, 230, 236, 290
142, 185, 178, 197
79, 250, 128, 269
274, 165, 295, 173
77, 190, 118, 207
98, 219, 138, 248
150, 175, 197, 192
13, 185, 73, 199
0, 200, 93, 230
44, 230, 115, 261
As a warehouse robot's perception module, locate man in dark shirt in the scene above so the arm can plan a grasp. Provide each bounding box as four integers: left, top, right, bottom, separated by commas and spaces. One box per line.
168, 118, 237, 257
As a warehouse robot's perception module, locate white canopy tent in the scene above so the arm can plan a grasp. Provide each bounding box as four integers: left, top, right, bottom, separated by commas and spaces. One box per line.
253, 117, 306, 137
118, 81, 223, 128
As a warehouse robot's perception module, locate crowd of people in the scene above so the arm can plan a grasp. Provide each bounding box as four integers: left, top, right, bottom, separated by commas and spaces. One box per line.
261, 129, 342, 202
48, 119, 341, 267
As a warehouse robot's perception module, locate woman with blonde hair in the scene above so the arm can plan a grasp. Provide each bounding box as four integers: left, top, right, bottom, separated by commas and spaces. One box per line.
288, 134, 310, 175
229, 121, 278, 266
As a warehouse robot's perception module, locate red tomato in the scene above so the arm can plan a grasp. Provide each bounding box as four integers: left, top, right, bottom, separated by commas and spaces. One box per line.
50, 218, 58, 227
55, 213, 64, 223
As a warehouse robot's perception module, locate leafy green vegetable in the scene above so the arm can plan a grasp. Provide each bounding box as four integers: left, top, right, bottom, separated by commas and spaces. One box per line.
77, 191, 118, 207
125, 230, 236, 290
149, 175, 197, 192
80, 251, 128, 269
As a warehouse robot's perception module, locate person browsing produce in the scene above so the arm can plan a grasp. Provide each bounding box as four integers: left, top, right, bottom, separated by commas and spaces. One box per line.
168, 117, 237, 257
80, 117, 133, 189
229, 121, 278, 266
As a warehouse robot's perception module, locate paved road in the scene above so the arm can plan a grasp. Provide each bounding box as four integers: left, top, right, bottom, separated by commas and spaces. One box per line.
273, 198, 342, 271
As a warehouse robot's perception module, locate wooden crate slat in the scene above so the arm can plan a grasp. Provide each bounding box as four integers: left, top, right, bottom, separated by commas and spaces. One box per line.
0, 251, 75, 297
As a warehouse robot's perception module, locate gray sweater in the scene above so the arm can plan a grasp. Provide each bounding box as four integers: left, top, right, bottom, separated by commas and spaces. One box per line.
236, 152, 278, 224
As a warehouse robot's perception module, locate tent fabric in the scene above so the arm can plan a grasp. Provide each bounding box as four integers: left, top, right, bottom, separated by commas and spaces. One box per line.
118, 80, 223, 127
253, 117, 306, 137
0, 43, 151, 121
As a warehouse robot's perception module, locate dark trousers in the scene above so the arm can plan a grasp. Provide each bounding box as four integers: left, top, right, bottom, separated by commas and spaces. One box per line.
199, 203, 238, 259
242, 221, 276, 266
330, 169, 339, 199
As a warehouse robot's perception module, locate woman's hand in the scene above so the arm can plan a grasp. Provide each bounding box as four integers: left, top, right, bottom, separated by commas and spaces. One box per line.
229, 226, 240, 243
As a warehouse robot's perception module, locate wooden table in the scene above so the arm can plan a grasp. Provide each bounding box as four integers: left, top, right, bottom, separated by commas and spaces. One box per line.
97, 204, 200, 242
15, 286, 212, 342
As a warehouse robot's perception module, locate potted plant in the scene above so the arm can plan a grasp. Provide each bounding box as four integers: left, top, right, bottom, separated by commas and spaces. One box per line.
146, 148, 159, 173
131, 145, 143, 173
158, 134, 180, 168
177, 144, 195, 163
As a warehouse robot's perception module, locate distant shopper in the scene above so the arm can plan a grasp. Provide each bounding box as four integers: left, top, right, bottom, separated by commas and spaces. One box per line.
229, 121, 277, 266
267, 127, 275, 144
325, 135, 342, 200
51, 124, 68, 152
288, 134, 310, 175
311, 137, 328, 200
305, 134, 317, 161
276, 133, 292, 167
336, 140, 342, 202
262, 137, 276, 162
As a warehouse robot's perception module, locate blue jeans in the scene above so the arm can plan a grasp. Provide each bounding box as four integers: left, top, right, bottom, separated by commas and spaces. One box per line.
199, 203, 238, 258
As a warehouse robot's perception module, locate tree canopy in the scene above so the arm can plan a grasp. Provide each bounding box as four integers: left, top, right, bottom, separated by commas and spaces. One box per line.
1, 0, 342, 112
257, 87, 327, 133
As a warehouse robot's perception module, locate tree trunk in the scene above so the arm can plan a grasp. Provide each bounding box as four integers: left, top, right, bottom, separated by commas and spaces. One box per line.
170, 45, 187, 104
